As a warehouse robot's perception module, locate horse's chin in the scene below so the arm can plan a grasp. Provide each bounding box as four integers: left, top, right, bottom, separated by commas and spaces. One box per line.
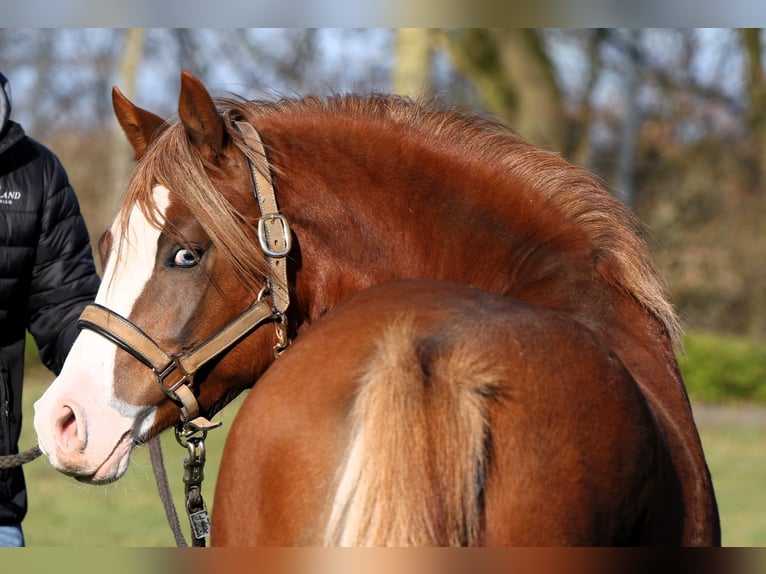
71, 433, 135, 485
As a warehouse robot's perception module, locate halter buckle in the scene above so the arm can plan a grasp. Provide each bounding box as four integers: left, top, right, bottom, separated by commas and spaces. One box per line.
257, 213, 292, 257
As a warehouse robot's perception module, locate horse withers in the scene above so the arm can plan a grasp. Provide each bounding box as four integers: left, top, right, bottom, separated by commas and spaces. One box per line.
32, 70, 719, 545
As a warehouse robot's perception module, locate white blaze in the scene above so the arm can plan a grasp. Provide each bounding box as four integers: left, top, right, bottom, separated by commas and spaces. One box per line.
33, 186, 171, 482
95, 185, 172, 425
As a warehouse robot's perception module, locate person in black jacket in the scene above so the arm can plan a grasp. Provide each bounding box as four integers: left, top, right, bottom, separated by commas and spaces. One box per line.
0, 71, 101, 546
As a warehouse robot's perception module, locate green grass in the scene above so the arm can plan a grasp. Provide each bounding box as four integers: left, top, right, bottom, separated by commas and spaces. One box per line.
16, 374, 766, 547
698, 424, 766, 547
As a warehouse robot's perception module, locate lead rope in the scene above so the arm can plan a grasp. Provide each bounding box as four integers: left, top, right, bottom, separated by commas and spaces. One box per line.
148, 436, 189, 547
0, 440, 191, 547
149, 428, 215, 548
2, 443, 194, 547
0, 445, 42, 470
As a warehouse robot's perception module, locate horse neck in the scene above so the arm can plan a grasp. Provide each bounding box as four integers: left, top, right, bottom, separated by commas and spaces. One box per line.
267, 125, 617, 334
253, 109, 676, 364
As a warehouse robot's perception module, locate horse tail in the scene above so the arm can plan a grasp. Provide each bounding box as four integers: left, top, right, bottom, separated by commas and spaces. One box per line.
323, 314, 501, 546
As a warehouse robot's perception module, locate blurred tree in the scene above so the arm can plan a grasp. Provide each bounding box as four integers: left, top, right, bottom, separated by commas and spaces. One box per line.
739, 28, 766, 192
615, 30, 642, 209
437, 29, 566, 153
566, 29, 608, 169
111, 29, 145, 198
392, 28, 433, 99
28, 31, 54, 138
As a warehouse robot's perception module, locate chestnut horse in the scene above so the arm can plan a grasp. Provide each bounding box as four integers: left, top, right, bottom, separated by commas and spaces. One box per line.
33, 70, 719, 545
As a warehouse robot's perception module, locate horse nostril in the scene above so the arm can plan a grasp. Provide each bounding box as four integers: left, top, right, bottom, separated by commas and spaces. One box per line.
56, 406, 83, 452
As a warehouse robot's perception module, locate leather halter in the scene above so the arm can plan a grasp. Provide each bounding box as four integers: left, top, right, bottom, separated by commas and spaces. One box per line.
77, 120, 291, 428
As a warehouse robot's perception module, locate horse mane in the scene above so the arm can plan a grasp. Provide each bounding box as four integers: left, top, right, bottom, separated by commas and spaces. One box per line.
119, 92, 682, 347
231, 93, 682, 347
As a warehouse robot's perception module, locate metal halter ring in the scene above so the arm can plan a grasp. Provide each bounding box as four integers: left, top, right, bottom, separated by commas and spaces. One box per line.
154, 356, 193, 403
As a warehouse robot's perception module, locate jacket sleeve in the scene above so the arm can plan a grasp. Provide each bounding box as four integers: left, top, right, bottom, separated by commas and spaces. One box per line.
27, 145, 101, 374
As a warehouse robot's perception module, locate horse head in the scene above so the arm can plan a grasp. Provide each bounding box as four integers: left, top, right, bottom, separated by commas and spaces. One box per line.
33, 71, 284, 484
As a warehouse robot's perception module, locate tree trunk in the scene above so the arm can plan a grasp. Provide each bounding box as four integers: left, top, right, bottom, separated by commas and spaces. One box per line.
739, 28, 766, 193
489, 29, 565, 152
570, 30, 607, 169
29, 31, 54, 138
111, 29, 144, 196
392, 29, 433, 99
438, 29, 566, 152
616, 30, 642, 209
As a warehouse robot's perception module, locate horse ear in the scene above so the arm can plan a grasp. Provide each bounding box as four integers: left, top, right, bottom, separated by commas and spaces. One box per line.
112, 86, 166, 161
178, 70, 225, 164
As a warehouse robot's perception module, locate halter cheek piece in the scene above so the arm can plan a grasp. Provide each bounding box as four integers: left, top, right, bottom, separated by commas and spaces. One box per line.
77, 120, 291, 429
77, 294, 276, 424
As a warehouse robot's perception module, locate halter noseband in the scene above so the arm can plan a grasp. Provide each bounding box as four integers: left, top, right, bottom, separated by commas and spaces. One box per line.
77, 120, 291, 429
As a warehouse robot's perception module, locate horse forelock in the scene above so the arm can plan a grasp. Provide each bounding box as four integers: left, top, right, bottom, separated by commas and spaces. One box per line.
118, 118, 270, 297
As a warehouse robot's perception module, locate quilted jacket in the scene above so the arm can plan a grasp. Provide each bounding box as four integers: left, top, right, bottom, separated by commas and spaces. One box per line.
0, 72, 100, 524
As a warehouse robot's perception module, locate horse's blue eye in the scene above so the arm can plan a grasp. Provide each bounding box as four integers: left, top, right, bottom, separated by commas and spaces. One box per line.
173, 248, 199, 268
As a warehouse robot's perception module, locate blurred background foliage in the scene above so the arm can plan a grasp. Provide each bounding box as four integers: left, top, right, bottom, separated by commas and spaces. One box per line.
2, 27, 765, 382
